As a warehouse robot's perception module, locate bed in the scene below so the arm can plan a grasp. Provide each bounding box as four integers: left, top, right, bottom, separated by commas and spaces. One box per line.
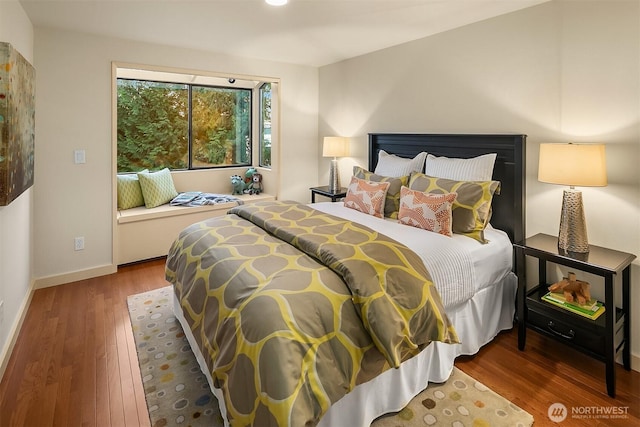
166, 132, 526, 427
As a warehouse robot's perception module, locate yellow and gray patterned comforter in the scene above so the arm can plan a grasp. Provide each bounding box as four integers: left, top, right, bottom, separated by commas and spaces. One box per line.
165, 200, 458, 427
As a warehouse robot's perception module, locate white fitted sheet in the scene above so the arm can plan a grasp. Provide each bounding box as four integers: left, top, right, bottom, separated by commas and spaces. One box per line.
311, 202, 513, 308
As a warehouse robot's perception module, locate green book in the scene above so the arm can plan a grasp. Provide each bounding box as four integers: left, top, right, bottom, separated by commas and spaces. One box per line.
541, 292, 605, 320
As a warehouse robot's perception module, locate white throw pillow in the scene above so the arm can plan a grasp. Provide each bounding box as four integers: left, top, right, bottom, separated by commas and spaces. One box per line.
424, 153, 497, 181
374, 150, 427, 177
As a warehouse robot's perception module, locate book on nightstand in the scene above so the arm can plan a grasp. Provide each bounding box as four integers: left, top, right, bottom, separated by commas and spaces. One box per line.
541, 292, 605, 320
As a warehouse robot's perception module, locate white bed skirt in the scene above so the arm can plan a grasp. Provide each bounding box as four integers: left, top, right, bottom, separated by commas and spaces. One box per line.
172, 272, 517, 427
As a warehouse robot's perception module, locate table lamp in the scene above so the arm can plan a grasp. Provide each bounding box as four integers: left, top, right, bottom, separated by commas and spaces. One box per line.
538, 143, 607, 253
323, 136, 349, 193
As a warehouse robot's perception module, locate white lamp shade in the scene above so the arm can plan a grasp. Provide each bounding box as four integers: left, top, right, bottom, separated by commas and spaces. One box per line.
538, 143, 607, 187
322, 137, 349, 158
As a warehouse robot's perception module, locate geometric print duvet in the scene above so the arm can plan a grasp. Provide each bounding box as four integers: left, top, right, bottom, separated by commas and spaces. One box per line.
165, 200, 458, 426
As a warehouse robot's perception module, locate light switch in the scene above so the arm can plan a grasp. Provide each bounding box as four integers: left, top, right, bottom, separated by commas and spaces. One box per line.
74, 150, 86, 164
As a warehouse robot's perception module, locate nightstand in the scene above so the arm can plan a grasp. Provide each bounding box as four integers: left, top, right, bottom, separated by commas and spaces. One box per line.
310, 186, 347, 203
514, 233, 636, 397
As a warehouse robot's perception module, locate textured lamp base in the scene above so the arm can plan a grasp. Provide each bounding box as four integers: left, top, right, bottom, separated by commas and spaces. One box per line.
328, 158, 340, 193
558, 189, 589, 253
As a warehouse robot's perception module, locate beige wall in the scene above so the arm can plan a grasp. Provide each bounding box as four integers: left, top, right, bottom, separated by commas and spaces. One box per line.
0, 0, 35, 376
32, 28, 319, 283
318, 1, 640, 366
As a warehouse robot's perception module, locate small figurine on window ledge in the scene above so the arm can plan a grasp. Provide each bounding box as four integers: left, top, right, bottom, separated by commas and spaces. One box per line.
231, 174, 246, 195
244, 167, 258, 184
548, 272, 591, 305
244, 173, 263, 195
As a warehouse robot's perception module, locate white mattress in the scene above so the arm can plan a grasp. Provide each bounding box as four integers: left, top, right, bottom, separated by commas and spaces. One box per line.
172, 203, 517, 427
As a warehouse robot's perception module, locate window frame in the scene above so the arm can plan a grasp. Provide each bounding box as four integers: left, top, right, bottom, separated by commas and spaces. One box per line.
189, 83, 253, 170
259, 82, 272, 168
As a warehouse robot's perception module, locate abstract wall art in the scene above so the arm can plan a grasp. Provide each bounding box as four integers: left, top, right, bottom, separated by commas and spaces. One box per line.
0, 42, 35, 206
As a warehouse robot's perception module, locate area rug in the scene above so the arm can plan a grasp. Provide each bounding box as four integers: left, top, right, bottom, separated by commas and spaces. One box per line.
128, 286, 534, 427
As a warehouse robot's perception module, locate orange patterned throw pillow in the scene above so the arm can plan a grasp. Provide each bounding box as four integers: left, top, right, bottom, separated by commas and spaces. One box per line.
398, 186, 457, 236
344, 176, 390, 218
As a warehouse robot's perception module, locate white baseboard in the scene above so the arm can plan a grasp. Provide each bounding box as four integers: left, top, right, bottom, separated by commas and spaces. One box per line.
34, 263, 117, 289
631, 353, 640, 373
0, 279, 36, 382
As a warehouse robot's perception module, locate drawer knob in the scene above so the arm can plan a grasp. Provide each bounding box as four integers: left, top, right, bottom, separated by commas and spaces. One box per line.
547, 321, 575, 340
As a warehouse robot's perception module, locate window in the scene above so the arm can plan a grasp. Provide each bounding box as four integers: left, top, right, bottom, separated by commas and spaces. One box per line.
117, 80, 189, 171
116, 70, 268, 173
259, 83, 272, 168
191, 85, 251, 168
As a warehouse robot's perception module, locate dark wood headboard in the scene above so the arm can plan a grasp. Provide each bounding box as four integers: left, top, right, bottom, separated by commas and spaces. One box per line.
368, 133, 526, 243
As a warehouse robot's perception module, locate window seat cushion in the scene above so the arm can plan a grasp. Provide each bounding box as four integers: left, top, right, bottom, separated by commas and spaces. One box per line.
117, 200, 238, 224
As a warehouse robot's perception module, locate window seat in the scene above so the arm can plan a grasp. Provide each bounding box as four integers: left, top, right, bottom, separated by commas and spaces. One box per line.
118, 200, 238, 224
117, 193, 275, 265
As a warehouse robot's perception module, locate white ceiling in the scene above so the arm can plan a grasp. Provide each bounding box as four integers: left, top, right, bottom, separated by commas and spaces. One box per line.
20, 0, 548, 67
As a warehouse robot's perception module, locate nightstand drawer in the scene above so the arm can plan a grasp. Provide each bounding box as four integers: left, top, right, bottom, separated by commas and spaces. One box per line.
527, 304, 605, 356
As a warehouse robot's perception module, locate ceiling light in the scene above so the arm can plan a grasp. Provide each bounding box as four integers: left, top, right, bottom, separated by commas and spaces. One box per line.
265, 0, 288, 6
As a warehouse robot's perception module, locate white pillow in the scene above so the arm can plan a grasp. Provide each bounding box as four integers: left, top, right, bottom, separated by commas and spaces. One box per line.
424, 153, 497, 181
374, 150, 427, 177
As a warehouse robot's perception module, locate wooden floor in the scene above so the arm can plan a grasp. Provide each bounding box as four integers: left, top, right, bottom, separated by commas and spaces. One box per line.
1, 258, 638, 427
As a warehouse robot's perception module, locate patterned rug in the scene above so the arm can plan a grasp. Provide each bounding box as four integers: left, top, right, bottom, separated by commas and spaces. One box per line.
128, 286, 534, 427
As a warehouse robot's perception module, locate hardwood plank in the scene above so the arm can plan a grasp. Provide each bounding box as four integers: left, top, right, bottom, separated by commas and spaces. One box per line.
80, 284, 97, 427
124, 302, 150, 427
1, 257, 638, 427
63, 334, 83, 427
105, 292, 126, 427
114, 294, 142, 427
46, 288, 69, 389
39, 383, 59, 426
52, 365, 73, 426
8, 388, 33, 427
94, 292, 111, 427
31, 316, 58, 426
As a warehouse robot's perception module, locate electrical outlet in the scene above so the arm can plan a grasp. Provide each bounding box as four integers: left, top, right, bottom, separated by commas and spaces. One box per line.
74, 236, 85, 251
